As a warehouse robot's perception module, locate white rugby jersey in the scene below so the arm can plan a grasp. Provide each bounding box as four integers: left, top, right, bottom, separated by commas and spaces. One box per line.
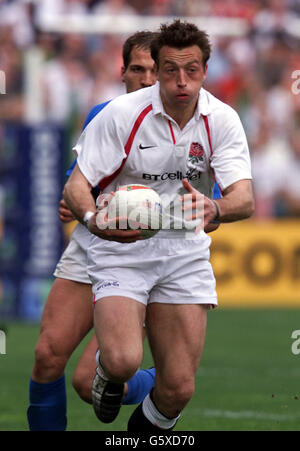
76, 81, 252, 232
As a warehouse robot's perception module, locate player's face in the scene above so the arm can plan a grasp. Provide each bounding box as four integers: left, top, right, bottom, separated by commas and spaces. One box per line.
157, 45, 207, 116
122, 47, 157, 93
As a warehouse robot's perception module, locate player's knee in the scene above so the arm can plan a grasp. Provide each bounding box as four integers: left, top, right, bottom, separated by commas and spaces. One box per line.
175, 381, 195, 407
160, 378, 195, 411
102, 349, 141, 383
72, 370, 92, 404
33, 337, 67, 380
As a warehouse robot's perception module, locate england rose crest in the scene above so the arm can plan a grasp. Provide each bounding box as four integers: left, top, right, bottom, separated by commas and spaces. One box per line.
189, 142, 204, 164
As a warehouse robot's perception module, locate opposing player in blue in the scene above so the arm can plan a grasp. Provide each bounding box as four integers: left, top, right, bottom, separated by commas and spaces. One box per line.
27, 31, 158, 431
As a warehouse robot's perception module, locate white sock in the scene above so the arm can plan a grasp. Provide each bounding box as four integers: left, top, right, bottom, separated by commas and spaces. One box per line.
142, 393, 180, 429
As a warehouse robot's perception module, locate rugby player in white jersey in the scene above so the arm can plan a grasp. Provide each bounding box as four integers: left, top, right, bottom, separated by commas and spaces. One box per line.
27, 32, 159, 431
63, 20, 254, 431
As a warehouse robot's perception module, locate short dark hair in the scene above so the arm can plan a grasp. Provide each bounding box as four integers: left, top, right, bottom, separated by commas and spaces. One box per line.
122, 31, 158, 70
150, 20, 211, 68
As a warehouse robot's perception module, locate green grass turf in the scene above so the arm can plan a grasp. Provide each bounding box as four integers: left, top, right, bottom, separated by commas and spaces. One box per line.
1, 308, 300, 431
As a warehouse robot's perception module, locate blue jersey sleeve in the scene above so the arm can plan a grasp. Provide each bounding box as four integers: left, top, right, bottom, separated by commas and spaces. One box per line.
210, 182, 222, 224
66, 100, 111, 176
213, 182, 222, 199
82, 101, 111, 131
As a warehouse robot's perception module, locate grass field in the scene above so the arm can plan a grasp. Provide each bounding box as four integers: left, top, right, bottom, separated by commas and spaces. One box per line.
1, 307, 300, 431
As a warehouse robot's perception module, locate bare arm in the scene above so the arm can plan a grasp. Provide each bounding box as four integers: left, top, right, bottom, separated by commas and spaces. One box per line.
63, 164, 142, 243
58, 199, 75, 223
63, 164, 97, 224
213, 179, 255, 223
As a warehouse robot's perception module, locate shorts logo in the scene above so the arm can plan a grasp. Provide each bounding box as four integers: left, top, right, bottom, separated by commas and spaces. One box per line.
97, 280, 120, 291
188, 142, 204, 164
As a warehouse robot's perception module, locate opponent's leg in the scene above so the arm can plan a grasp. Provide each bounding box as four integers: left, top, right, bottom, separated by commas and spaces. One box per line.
123, 367, 156, 405
27, 278, 93, 431
128, 303, 208, 431
72, 334, 98, 403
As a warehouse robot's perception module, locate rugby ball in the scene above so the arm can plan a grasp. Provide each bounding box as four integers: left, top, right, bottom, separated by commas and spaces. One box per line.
98, 184, 163, 239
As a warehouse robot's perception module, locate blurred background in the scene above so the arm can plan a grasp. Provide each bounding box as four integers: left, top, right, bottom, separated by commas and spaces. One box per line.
0, 0, 300, 318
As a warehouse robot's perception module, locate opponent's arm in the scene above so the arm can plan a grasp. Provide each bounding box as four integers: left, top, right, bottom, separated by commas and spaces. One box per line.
58, 199, 75, 223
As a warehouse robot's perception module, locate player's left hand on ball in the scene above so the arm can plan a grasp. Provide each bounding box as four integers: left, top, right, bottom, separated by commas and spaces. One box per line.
181, 179, 218, 231
58, 199, 75, 223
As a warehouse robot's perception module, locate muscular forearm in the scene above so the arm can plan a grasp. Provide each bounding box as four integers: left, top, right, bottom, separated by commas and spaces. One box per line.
63, 164, 143, 243
63, 184, 96, 225
63, 165, 96, 225
214, 180, 255, 223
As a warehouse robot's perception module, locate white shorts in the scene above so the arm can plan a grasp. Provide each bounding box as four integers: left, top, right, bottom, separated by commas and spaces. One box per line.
88, 231, 218, 306
53, 223, 91, 284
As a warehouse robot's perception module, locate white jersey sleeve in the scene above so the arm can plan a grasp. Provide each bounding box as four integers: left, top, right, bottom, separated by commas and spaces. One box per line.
210, 104, 252, 191
75, 104, 126, 187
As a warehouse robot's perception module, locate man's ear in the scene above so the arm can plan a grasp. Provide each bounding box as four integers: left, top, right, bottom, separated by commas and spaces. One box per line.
121, 66, 125, 83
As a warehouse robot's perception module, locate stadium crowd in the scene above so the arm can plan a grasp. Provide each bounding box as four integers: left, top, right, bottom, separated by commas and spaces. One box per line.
0, 0, 300, 218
